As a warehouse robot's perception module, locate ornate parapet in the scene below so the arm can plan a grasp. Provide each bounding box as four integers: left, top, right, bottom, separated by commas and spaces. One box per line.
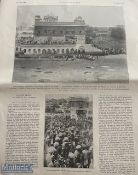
74, 16, 85, 25
35, 15, 85, 26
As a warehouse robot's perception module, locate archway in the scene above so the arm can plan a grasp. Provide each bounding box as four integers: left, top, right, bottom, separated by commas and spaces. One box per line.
47, 49, 51, 54
33, 49, 37, 54
57, 49, 60, 54
38, 49, 41, 54
79, 46, 85, 52
70, 48, 74, 53
62, 49, 64, 54
28, 49, 31, 54
66, 48, 69, 54
42, 49, 46, 55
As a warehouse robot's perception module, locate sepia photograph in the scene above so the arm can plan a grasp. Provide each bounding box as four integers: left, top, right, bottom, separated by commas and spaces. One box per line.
44, 96, 93, 168
12, 5, 128, 83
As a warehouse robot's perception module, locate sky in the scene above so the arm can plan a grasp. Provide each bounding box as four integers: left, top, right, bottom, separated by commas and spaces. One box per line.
17, 5, 125, 28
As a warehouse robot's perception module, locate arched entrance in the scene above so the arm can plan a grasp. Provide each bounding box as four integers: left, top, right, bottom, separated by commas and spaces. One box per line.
66, 48, 69, 54
62, 49, 64, 54
78, 46, 85, 52
70, 48, 75, 54
33, 49, 37, 54
47, 49, 51, 54
42, 49, 46, 55
38, 49, 41, 54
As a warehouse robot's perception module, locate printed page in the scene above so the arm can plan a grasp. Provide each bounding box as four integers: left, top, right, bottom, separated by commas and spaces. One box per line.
0, 85, 138, 174
0, 0, 138, 175
0, 0, 138, 84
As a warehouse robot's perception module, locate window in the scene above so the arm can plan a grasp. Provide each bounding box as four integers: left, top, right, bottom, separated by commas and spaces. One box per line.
28, 49, 31, 53
33, 49, 37, 54
66, 48, 69, 54
62, 49, 64, 53
38, 49, 41, 54
79, 102, 83, 108
70, 48, 74, 53
53, 49, 56, 54
47, 49, 51, 54
57, 49, 60, 53
42, 49, 46, 55
36, 31, 40, 36
72, 31, 75, 34
88, 111, 92, 114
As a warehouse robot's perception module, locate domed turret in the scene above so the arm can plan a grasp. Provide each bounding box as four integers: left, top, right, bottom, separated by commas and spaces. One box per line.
35, 15, 42, 22
43, 15, 58, 22
74, 16, 85, 24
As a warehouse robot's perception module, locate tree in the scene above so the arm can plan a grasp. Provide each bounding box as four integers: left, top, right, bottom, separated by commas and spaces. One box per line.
111, 27, 126, 40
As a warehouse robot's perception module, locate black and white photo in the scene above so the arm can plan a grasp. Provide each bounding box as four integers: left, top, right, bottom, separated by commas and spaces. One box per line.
44, 96, 93, 168
12, 5, 128, 83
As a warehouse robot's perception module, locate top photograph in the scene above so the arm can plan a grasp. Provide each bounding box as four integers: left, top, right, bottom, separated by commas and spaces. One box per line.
12, 5, 129, 83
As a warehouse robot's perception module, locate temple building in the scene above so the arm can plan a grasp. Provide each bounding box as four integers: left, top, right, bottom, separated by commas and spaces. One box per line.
69, 97, 92, 120
34, 15, 86, 45
15, 15, 102, 56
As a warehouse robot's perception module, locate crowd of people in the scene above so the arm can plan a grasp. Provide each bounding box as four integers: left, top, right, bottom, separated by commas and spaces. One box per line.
91, 39, 126, 55
44, 114, 93, 168
16, 37, 76, 45
16, 36, 126, 61
95, 46, 126, 55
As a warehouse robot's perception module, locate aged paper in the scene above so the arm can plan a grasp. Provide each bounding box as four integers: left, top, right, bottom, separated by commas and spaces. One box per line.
0, 0, 138, 175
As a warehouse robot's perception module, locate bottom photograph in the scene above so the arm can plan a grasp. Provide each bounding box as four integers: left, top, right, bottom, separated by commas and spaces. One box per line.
44, 96, 93, 168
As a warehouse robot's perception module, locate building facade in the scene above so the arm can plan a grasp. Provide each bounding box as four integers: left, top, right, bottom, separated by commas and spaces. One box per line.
15, 15, 102, 56
69, 97, 92, 120
34, 15, 86, 44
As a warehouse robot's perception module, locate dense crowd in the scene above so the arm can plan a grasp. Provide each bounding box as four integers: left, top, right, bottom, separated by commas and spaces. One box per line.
16, 37, 76, 45
16, 37, 126, 60
91, 39, 126, 55
44, 114, 93, 168
95, 46, 126, 55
